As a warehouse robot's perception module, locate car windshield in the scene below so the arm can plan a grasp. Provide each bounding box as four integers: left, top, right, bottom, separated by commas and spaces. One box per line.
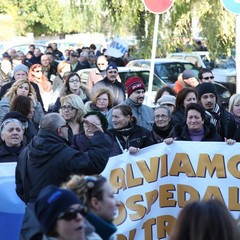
201, 55, 236, 69
155, 62, 199, 84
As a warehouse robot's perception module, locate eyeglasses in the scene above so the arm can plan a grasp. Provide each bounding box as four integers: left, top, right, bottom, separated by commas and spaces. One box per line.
108, 70, 117, 74
97, 97, 108, 102
61, 105, 76, 111
202, 76, 214, 80
58, 207, 86, 221
155, 114, 169, 120
69, 79, 80, 83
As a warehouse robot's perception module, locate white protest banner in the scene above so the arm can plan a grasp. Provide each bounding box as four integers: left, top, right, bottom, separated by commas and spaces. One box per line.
0, 162, 25, 239
102, 141, 240, 240
104, 37, 128, 58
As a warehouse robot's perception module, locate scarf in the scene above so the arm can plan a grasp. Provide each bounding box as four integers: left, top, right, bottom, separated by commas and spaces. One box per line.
205, 104, 221, 127
152, 123, 172, 139
114, 122, 135, 136
85, 212, 117, 240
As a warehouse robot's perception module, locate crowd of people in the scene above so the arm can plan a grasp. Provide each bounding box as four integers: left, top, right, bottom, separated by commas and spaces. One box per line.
0, 42, 239, 239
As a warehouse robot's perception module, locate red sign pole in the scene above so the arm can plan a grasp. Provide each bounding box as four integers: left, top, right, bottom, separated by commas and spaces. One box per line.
142, 0, 174, 106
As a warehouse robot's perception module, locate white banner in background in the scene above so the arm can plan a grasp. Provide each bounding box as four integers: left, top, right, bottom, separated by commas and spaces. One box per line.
102, 141, 240, 240
104, 37, 128, 58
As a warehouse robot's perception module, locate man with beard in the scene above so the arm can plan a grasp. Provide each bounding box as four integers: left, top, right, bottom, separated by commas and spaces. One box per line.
197, 82, 236, 140
87, 55, 109, 90
92, 63, 125, 106
107, 76, 154, 131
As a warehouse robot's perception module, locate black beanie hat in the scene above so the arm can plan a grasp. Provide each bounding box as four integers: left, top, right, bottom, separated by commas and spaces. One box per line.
84, 111, 108, 131
3, 111, 28, 123
34, 185, 81, 234
197, 82, 218, 101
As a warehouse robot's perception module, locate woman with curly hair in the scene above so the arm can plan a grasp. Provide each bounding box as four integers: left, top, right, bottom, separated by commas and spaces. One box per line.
0, 79, 44, 126
62, 175, 119, 240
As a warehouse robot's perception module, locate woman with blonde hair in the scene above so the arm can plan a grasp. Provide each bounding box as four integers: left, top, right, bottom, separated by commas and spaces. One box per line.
228, 93, 240, 128
85, 88, 114, 116
53, 72, 91, 112
0, 79, 44, 125
60, 94, 86, 143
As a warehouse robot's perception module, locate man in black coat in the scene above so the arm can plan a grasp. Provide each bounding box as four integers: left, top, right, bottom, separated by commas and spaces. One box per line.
197, 82, 236, 140
15, 113, 112, 239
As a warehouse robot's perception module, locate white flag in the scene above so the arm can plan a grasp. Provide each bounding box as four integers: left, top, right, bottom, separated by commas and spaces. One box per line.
104, 37, 128, 58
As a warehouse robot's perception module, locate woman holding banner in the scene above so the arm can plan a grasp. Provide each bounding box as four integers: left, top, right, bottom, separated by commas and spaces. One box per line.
174, 103, 222, 142
108, 105, 154, 155
151, 105, 175, 143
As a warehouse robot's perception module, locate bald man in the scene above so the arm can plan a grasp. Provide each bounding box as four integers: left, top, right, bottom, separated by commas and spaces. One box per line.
16, 113, 112, 239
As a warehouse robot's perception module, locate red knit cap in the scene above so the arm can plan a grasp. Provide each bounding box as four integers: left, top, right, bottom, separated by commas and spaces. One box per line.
125, 76, 145, 96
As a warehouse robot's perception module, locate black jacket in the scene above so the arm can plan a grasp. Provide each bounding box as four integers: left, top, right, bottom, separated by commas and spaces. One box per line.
15, 129, 111, 203
71, 61, 90, 72
0, 143, 25, 162
204, 108, 236, 140
171, 107, 185, 127
174, 123, 222, 141
107, 124, 154, 156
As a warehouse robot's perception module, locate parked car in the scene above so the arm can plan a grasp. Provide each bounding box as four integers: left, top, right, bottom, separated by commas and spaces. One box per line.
3, 43, 47, 56
167, 52, 236, 94
77, 66, 166, 108
126, 58, 231, 107
45, 40, 79, 53
126, 58, 200, 86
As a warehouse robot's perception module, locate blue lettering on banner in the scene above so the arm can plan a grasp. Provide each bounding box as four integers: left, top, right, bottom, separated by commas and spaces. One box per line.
110, 41, 127, 54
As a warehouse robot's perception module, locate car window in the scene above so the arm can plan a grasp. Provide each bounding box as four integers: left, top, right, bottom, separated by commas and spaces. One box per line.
155, 62, 199, 84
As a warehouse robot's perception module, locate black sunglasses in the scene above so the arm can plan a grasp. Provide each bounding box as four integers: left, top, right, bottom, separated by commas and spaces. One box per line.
58, 207, 86, 221
202, 76, 214, 80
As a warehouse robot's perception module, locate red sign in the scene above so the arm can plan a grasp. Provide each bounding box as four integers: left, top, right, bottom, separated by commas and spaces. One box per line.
143, 0, 174, 14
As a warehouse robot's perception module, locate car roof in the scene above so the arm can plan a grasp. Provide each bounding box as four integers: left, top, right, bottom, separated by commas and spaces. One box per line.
168, 51, 209, 56
128, 58, 196, 64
